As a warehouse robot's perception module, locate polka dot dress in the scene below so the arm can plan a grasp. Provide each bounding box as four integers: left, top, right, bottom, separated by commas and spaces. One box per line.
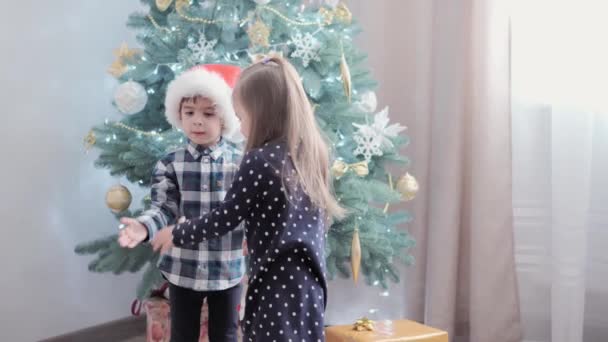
173, 141, 327, 341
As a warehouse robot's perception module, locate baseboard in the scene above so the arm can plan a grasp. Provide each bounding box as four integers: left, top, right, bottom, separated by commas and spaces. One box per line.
39, 315, 146, 342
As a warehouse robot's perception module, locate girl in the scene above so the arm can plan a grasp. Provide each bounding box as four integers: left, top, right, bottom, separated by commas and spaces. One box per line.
152, 55, 345, 341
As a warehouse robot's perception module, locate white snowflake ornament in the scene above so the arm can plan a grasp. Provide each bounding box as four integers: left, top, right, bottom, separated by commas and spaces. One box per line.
188, 32, 217, 62
290, 32, 321, 67
352, 107, 407, 161
353, 131, 383, 162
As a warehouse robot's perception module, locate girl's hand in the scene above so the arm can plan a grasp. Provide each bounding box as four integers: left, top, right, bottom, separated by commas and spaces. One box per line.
151, 225, 175, 254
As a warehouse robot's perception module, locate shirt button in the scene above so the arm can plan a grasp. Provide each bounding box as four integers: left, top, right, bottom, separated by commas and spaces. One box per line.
203, 157, 210, 163
203, 184, 208, 190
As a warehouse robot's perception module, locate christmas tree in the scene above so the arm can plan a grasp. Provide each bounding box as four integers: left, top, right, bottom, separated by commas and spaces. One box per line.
76, 0, 416, 300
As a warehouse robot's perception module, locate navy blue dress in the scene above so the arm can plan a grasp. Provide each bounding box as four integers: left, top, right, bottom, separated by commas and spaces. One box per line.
173, 141, 327, 342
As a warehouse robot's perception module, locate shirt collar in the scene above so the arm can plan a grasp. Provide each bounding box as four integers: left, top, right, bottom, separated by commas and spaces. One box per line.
186, 138, 225, 160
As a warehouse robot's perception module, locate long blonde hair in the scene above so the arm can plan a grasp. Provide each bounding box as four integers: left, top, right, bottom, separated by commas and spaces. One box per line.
233, 55, 346, 220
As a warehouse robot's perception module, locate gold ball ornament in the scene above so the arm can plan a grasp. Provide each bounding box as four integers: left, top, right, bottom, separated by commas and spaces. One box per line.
105, 185, 132, 213
396, 172, 419, 201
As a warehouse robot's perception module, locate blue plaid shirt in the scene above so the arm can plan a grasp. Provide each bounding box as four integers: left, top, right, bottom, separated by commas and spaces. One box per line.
137, 139, 245, 291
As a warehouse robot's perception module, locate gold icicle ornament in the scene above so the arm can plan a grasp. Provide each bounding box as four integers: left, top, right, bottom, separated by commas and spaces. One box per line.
340, 46, 352, 102
351, 226, 361, 284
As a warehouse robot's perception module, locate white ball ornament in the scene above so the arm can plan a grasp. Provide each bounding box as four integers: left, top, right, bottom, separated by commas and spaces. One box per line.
114, 80, 148, 115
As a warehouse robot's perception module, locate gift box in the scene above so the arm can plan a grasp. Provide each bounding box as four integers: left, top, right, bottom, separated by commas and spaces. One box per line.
325, 319, 448, 342
144, 297, 171, 342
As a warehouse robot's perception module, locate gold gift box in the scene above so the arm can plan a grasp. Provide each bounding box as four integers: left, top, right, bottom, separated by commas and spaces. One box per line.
326, 319, 448, 342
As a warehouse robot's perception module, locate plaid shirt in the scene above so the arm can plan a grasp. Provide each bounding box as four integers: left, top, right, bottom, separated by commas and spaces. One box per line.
137, 139, 245, 291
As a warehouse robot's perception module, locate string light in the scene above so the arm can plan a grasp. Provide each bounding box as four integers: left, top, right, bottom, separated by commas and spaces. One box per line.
148, 4, 327, 29
111, 122, 169, 137
147, 14, 171, 33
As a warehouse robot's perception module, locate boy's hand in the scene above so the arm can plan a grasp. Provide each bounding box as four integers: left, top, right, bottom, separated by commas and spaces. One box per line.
118, 218, 148, 248
151, 226, 175, 254
242, 239, 248, 256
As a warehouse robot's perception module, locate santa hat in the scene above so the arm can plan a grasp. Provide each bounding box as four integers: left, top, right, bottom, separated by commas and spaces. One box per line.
164, 64, 241, 139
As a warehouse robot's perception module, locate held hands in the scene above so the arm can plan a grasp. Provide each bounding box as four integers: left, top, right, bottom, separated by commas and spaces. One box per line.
117, 217, 174, 254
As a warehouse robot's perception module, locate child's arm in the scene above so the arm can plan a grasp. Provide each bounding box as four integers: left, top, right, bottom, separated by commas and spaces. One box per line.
170, 149, 275, 248
137, 160, 181, 240
118, 159, 180, 248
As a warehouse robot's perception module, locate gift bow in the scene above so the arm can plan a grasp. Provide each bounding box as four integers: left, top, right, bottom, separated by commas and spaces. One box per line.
353, 317, 375, 332
331, 160, 369, 179
155, 0, 188, 12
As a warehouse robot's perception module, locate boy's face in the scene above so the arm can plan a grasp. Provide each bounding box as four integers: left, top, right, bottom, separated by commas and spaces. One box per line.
180, 96, 222, 146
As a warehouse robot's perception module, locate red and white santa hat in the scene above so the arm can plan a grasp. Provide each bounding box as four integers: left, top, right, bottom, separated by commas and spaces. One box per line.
164, 64, 241, 139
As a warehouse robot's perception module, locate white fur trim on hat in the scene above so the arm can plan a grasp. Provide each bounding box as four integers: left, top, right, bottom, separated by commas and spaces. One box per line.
164, 68, 239, 139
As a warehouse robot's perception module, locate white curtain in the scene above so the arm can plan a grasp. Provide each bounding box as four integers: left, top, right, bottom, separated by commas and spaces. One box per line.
512, 1, 608, 341
348, 1, 522, 341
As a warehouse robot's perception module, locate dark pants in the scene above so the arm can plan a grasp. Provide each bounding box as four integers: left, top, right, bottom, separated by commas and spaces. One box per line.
169, 283, 242, 342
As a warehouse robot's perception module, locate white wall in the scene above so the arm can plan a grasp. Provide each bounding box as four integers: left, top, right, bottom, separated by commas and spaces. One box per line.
0, 1, 416, 340
0, 1, 145, 341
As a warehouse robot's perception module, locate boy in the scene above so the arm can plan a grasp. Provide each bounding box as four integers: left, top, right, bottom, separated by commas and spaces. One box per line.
118, 64, 245, 342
